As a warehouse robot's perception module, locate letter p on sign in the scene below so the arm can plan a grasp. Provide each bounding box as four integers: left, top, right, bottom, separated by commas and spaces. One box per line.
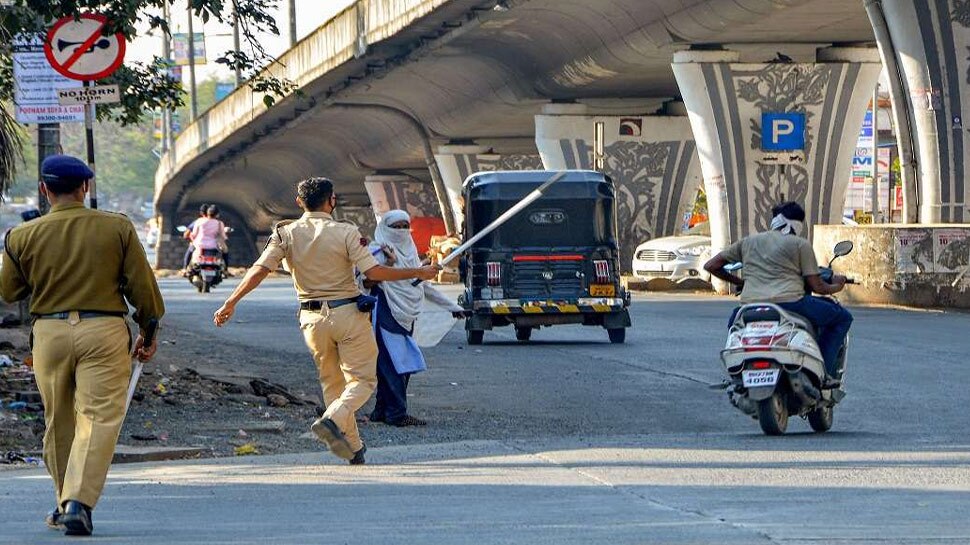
761, 112, 805, 151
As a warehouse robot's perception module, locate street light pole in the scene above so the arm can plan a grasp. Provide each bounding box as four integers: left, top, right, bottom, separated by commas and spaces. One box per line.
870, 85, 880, 222
186, 1, 198, 121
161, 0, 172, 153
232, 4, 242, 86
289, 0, 297, 47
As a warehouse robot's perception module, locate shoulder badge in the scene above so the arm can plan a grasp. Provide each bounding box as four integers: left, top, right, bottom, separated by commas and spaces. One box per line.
359, 237, 369, 247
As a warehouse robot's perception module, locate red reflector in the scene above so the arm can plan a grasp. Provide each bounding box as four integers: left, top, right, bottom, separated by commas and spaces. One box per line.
751, 361, 772, 369
486, 262, 502, 286
593, 259, 610, 283
512, 255, 584, 262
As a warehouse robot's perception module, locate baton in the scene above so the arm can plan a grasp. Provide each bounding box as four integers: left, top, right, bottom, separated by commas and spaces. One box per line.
413, 171, 567, 286
125, 319, 159, 413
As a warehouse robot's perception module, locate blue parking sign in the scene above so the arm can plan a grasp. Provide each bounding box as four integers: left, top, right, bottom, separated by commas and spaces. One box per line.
761, 112, 805, 151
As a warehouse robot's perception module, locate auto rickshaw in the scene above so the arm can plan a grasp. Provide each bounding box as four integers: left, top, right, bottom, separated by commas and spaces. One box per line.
458, 170, 632, 345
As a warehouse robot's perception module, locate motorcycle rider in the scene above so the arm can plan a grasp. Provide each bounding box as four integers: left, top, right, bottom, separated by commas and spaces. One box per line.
189, 205, 227, 269
182, 204, 209, 276
703, 201, 852, 388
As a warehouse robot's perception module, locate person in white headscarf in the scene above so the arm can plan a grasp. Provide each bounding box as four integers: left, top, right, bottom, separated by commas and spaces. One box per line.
703, 201, 853, 388
364, 210, 464, 426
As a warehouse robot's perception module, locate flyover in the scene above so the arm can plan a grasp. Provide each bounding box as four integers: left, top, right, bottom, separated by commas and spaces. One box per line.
153, 0, 970, 274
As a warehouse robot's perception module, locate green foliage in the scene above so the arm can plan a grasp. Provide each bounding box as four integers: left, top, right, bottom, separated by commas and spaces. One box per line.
0, 103, 26, 198
12, 116, 158, 204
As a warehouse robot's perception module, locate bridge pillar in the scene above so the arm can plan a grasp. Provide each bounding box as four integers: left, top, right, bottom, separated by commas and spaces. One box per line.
873, 0, 970, 223
364, 174, 445, 252
154, 213, 186, 270
535, 104, 703, 270
434, 145, 544, 231
672, 48, 882, 260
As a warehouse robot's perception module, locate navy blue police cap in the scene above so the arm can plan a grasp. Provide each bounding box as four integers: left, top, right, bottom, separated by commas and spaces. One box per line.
41, 155, 94, 182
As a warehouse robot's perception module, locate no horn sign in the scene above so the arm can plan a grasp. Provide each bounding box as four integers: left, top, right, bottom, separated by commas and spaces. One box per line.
44, 14, 126, 81
57, 84, 120, 105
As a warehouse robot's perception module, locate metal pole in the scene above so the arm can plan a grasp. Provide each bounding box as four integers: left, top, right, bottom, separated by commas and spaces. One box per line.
870, 86, 879, 222
186, 2, 198, 121
232, 4, 242, 86
36, 123, 60, 215
594, 121, 605, 170
83, 81, 97, 209
288, 0, 297, 47
864, 0, 919, 224
161, 0, 172, 154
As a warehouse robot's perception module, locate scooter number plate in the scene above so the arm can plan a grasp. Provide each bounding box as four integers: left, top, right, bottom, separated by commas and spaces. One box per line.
742, 369, 780, 388
201, 270, 217, 278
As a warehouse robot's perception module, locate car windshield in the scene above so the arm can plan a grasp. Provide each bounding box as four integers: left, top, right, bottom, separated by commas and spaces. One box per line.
685, 221, 710, 236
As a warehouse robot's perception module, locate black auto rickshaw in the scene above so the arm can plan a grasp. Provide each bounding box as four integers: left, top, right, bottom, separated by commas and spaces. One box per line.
458, 170, 632, 345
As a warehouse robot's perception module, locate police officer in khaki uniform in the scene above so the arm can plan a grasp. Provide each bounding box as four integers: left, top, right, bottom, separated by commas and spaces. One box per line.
0, 155, 164, 536
214, 178, 437, 464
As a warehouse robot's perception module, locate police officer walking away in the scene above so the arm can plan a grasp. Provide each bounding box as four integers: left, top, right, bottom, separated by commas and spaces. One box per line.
213, 177, 438, 464
0, 155, 165, 536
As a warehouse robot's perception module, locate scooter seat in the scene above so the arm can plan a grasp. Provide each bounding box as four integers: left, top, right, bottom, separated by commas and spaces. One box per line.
737, 305, 815, 337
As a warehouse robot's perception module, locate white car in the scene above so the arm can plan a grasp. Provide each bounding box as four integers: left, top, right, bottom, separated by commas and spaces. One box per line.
632, 222, 712, 283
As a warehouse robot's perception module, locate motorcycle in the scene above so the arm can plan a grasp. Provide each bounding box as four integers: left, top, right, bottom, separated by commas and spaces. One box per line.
177, 226, 225, 293
718, 240, 855, 435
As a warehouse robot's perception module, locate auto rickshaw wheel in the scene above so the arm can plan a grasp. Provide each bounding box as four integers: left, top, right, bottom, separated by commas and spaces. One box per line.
467, 330, 484, 345
514, 326, 532, 342
607, 328, 626, 344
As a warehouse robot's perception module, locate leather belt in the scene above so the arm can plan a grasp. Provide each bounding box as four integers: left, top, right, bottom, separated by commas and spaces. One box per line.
35, 311, 126, 320
299, 297, 360, 311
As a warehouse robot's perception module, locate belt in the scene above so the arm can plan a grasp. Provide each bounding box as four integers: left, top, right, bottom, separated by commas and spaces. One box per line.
299, 297, 360, 311
35, 311, 126, 320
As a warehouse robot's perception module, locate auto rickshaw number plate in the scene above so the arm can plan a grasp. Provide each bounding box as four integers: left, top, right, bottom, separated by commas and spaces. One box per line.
589, 284, 615, 296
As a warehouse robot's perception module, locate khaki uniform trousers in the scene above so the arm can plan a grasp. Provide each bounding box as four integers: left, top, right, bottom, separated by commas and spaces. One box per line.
32, 313, 130, 509
299, 304, 378, 452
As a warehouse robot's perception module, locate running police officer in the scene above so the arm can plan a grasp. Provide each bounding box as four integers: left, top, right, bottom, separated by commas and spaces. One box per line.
0, 155, 164, 536
213, 177, 437, 464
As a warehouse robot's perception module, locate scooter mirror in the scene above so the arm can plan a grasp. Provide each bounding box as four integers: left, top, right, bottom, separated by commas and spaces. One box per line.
176, 226, 188, 233
833, 240, 853, 258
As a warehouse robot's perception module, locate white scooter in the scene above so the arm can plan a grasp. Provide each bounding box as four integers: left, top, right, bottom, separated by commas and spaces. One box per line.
718, 240, 854, 435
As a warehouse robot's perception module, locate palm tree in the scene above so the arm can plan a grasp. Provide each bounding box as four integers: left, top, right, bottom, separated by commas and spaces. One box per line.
0, 103, 24, 200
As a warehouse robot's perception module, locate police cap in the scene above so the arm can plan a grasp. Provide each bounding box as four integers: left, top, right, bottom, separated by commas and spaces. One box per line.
41, 155, 94, 182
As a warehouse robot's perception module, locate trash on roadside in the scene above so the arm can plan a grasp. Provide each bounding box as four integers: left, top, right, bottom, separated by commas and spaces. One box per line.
6, 401, 27, 411
153, 382, 168, 396
234, 443, 258, 456
0, 355, 13, 367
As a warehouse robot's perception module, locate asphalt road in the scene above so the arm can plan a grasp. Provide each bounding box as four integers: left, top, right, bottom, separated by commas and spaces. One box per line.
2, 277, 969, 544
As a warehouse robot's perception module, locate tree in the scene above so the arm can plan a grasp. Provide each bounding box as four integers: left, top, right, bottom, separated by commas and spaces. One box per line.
0, 1, 295, 191
0, 104, 24, 198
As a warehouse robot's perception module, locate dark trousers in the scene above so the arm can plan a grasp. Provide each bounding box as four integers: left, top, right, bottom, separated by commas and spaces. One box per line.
371, 326, 411, 424
778, 296, 853, 378
183, 245, 194, 269
369, 286, 413, 424
729, 296, 853, 378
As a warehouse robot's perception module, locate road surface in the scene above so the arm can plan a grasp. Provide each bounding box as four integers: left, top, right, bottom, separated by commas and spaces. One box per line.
2, 278, 969, 544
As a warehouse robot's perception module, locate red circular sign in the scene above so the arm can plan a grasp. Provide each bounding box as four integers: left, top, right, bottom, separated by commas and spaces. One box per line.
44, 14, 126, 81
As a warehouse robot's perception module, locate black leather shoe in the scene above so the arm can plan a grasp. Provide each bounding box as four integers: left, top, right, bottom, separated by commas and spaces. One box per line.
60, 500, 93, 536
389, 415, 427, 427
45, 506, 62, 530
349, 444, 366, 465
310, 417, 354, 460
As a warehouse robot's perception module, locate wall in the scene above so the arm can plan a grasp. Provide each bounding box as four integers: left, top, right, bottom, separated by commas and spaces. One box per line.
814, 225, 970, 309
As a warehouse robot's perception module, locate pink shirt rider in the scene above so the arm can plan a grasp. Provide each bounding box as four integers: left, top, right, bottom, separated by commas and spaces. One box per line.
190, 217, 225, 251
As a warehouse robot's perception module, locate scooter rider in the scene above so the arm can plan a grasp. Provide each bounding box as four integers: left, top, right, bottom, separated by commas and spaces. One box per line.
703, 201, 853, 388
182, 204, 209, 275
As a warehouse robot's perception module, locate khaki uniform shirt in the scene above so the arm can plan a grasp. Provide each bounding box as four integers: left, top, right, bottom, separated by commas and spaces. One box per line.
0, 202, 165, 331
721, 230, 819, 304
255, 211, 379, 301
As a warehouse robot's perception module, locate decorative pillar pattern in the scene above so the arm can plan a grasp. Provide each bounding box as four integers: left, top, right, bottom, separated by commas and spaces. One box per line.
364, 174, 445, 253
535, 113, 702, 268
672, 49, 882, 254
332, 206, 377, 238
435, 145, 544, 230
878, 0, 970, 223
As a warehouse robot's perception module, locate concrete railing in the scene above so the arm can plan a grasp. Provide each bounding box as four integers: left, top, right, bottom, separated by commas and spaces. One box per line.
814, 225, 970, 309
155, 0, 449, 201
